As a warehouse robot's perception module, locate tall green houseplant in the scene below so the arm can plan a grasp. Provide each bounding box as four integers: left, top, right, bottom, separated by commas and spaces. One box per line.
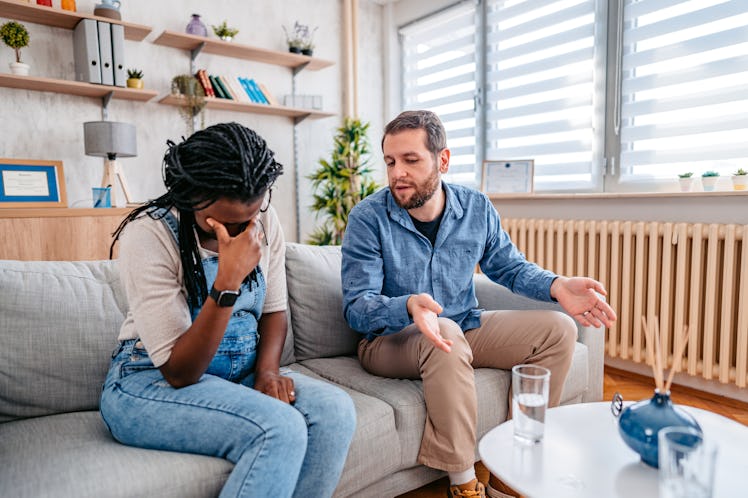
308, 118, 379, 245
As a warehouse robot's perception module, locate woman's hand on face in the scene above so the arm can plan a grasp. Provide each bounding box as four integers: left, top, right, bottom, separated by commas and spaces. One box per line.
208, 218, 262, 290
254, 370, 296, 404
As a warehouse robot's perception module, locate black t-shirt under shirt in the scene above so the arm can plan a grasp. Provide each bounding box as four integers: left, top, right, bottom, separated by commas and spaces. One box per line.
409, 211, 444, 247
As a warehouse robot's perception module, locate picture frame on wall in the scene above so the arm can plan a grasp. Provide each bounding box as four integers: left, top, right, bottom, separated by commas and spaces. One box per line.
0, 159, 67, 208
481, 159, 534, 195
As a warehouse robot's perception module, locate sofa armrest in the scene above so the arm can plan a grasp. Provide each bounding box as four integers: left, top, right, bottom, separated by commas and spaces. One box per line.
473, 273, 604, 402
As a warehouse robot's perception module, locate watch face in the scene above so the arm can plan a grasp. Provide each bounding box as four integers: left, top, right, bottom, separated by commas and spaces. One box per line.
211, 286, 240, 307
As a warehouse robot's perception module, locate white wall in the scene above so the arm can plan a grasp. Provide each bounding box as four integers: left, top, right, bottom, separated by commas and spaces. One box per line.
0, 0, 385, 242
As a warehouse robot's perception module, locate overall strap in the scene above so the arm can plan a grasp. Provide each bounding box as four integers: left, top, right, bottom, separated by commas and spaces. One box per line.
149, 207, 180, 246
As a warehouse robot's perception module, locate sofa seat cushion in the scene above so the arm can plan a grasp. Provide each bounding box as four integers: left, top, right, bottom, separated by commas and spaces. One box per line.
0, 261, 126, 422
300, 356, 512, 466
0, 411, 231, 498
561, 342, 589, 404
286, 363, 401, 497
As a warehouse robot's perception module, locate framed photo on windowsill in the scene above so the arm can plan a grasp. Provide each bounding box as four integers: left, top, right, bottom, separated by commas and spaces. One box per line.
0, 159, 67, 208
481, 159, 534, 194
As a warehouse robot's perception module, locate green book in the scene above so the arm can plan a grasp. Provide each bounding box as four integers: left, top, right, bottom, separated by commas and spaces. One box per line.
208, 75, 227, 99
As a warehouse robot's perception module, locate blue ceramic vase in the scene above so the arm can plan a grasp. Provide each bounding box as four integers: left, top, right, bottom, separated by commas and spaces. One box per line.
612, 390, 701, 467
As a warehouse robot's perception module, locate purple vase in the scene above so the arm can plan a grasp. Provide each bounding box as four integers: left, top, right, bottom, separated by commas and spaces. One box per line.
186, 14, 207, 37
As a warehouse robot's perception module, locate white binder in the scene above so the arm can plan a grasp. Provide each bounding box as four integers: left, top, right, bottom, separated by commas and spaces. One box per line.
97, 21, 114, 86
110, 23, 126, 87
73, 19, 101, 84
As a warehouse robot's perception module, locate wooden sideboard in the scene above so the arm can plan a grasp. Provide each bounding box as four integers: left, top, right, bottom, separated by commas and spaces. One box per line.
0, 208, 132, 261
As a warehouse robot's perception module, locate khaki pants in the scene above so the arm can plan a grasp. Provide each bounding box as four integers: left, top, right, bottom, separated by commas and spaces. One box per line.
357, 310, 577, 471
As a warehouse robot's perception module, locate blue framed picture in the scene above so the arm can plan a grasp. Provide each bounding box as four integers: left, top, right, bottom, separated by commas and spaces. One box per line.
0, 159, 67, 208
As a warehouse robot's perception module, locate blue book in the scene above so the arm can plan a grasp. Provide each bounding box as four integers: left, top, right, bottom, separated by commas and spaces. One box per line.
248, 79, 269, 104
238, 77, 260, 103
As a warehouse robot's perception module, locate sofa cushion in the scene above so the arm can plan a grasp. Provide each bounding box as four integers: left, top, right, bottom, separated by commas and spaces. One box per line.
285, 243, 361, 360
0, 261, 126, 422
0, 411, 231, 498
286, 363, 401, 496
300, 356, 512, 466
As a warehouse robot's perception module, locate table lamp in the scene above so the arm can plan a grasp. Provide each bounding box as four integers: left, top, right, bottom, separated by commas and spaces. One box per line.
83, 121, 137, 206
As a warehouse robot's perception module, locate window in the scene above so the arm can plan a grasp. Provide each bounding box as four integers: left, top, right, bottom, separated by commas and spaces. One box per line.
616, 0, 748, 184
485, 0, 606, 191
398, 0, 748, 192
400, 2, 478, 185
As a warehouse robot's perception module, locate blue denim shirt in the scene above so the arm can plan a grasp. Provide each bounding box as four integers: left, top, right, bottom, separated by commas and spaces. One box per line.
341, 183, 557, 340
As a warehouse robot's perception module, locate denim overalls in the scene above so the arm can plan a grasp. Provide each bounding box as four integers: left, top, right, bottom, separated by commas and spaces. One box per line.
110, 209, 265, 383
99, 210, 356, 498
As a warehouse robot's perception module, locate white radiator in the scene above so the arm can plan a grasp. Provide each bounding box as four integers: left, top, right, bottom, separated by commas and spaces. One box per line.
502, 219, 748, 388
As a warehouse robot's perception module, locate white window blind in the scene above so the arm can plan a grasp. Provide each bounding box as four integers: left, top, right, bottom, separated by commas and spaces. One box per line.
619, 0, 748, 181
400, 2, 478, 185
485, 0, 604, 191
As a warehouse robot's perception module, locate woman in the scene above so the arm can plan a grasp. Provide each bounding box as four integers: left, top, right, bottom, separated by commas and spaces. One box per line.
100, 122, 356, 498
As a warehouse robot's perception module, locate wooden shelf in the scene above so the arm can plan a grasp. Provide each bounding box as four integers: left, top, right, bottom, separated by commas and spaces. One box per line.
158, 94, 334, 121
153, 30, 335, 71
0, 0, 151, 41
0, 73, 157, 101
0, 207, 133, 218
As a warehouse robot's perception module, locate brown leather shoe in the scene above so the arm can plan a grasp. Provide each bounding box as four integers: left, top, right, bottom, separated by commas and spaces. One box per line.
447, 478, 486, 498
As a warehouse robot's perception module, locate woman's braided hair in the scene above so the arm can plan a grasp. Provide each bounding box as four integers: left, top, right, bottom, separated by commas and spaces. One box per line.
111, 122, 283, 309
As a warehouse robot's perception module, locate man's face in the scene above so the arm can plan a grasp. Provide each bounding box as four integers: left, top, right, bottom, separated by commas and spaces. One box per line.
383, 128, 446, 210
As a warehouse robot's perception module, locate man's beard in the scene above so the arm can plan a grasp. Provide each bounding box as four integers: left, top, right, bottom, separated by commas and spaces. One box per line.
390, 166, 440, 210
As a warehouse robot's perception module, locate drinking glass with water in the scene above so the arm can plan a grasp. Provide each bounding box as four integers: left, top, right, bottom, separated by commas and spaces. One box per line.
512, 364, 550, 444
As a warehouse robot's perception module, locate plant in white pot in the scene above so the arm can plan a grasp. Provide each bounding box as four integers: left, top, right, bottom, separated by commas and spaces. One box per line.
677, 172, 694, 192
700, 170, 720, 192
1, 21, 30, 76
732, 168, 747, 191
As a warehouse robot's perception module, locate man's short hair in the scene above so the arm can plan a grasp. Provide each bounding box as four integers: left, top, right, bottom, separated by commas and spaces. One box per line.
382, 110, 447, 156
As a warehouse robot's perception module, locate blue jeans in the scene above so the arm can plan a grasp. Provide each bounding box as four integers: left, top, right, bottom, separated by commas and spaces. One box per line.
100, 340, 356, 498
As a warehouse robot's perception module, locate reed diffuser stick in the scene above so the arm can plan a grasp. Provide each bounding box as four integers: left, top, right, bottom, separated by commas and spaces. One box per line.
664, 325, 690, 393
641, 316, 663, 391
653, 316, 665, 392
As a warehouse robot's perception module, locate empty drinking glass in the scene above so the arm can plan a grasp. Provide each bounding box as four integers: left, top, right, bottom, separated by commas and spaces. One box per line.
658, 426, 717, 498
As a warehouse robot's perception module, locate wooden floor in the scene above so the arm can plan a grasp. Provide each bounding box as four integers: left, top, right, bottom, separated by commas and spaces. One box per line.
396, 366, 748, 498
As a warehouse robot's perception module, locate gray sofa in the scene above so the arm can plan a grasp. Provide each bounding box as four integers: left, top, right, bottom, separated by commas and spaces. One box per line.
0, 242, 603, 498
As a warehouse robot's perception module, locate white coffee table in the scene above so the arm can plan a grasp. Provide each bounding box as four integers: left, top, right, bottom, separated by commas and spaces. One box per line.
478, 402, 748, 498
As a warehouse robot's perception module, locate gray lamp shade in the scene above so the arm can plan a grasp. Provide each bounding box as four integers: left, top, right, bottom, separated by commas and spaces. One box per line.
83, 121, 137, 158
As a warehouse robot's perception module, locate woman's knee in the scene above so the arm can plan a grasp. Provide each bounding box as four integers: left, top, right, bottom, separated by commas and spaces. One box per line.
303, 385, 357, 439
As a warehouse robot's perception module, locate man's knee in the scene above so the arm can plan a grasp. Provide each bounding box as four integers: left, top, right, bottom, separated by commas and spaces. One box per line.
418, 318, 473, 365
549, 311, 578, 351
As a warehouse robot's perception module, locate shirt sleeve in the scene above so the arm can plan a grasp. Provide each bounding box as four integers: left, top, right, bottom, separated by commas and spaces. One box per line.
479, 200, 557, 301
260, 205, 287, 314
118, 215, 192, 367
341, 204, 412, 335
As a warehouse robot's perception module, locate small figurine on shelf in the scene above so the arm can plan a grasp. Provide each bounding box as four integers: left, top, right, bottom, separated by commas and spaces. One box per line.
212, 20, 239, 42
61, 0, 77, 12
186, 14, 207, 37
1, 21, 30, 76
126, 68, 144, 89
36, 0, 53, 7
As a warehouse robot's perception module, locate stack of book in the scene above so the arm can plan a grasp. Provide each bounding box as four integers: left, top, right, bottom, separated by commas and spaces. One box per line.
195, 69, 278, 105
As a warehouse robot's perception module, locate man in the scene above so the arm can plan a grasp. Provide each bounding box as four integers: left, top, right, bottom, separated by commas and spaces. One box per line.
341, 110, 616, 498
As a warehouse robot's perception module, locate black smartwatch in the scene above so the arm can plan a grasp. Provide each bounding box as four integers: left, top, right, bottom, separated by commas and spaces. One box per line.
209, 285, 241, 307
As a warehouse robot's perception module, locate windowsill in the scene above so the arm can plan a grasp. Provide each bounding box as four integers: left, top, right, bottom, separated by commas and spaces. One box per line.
487, 190, 748, 201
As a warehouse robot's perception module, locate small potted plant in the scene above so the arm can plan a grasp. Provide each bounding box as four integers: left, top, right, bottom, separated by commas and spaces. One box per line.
212, 20, 239, 42
171, 74, 206, 135
1, 20, 30, 76
283, 21, 317, 55
677, 172, 693, 192
126, 68, 144, 89
732, 168, 747, 191
700, 170, 720, 192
